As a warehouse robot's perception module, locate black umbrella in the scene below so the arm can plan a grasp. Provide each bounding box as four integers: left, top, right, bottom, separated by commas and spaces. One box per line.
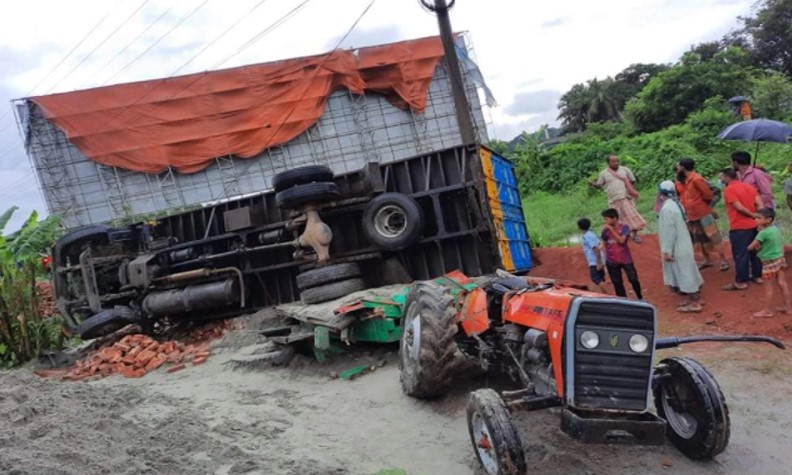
717, 118, 792, 164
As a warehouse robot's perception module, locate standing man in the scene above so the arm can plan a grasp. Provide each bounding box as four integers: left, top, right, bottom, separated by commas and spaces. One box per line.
732, 151, 774, 210
589, 155, 646, 243
720, 168, 764, 291
675, 158, 729, 271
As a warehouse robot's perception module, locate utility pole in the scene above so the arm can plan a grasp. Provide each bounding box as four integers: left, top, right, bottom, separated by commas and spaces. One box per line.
421, 0, 477, 145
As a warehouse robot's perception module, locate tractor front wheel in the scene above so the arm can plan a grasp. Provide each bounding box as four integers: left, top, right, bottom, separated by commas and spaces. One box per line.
654, 357, 730, 460
399, 281, 458, 398
467, 389, 527, 475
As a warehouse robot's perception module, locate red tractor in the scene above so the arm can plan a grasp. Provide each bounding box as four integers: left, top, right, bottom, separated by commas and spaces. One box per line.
398, 273, 785, 475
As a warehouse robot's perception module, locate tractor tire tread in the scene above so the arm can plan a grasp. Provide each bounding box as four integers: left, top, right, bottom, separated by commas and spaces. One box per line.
467, 388, 527, 475
400, 281, 459, 399
276, 182, 340, 210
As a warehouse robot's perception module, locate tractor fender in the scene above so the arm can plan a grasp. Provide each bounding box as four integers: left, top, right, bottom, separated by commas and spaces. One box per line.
458, 287, 490, 336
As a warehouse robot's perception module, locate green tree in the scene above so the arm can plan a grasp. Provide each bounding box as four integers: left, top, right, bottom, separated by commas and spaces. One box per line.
751, 72, 792, 120
557, 78, 625, 132
624, 47, 758, 133
741, 0, 792, 77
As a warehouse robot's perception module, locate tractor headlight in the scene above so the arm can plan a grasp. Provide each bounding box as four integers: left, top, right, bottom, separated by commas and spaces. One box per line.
629, 334, 649, 353
580, 331, 600, 349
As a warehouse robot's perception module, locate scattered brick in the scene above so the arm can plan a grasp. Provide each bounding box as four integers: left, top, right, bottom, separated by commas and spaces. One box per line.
192, 356, 208, 366
167, 363, 186, 373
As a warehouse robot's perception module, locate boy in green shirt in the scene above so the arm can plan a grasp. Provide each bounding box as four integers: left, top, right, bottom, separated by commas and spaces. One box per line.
748, 209, 790, 317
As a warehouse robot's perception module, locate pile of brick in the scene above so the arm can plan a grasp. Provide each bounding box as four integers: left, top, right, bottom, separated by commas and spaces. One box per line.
37, 320, 234, 382
35, 281, 57, 319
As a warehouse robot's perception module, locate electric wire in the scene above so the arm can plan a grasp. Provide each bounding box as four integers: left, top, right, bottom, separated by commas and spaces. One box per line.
43, 0, 152, 95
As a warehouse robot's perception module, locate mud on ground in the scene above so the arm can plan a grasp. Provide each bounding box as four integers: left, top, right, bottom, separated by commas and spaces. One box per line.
2, 235, 791, 474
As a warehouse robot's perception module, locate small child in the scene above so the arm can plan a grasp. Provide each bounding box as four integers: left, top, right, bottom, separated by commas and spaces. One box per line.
748, 208, 791, 317
577, 218, 608, 294
601, 208, 643, 299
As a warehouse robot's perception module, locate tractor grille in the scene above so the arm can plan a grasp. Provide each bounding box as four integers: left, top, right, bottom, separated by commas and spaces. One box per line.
571, 301, 655, 412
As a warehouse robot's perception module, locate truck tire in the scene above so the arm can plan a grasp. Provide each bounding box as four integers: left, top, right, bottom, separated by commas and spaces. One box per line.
272, 165, 334, 192
296, 263, 361, 291
399, 281, 458, 398
300, 278, 366, 305
654, 357, 730, 460
362, 193, 423, 251
276, 182, 340, 210
74, 308, 137, 340
467, 389, 527, 475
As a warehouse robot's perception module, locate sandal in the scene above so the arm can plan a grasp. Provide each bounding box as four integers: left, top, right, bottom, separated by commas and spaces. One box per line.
721, 283, 748, 291
677, 304, 703, 313
752, 310, 774, 318
633, 235, 642, 244
719, 262, 731, 272
753, 278, 764, 284
698, 262, 713, 270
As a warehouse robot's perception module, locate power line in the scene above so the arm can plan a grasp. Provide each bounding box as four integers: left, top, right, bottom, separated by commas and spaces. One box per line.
0, 2, 121, 127
44, 0, 152, 95
78, 3, 175, 90
103, 0, 314, 134
102, 0, 212, 86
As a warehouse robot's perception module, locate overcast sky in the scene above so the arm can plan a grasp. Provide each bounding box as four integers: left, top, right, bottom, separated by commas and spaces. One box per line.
0, 0, 752, 231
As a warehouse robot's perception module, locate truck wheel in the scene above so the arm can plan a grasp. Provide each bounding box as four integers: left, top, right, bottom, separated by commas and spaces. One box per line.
654, 357, 730, 460
300, 278, 366, 305
74, 308, 138, 340
467, 389, 527, 475
296, 263, 361, 291
272, 165, 334, 192
276, 182, 340, 210
362, 193, 423, 251
399, 281, 458, 398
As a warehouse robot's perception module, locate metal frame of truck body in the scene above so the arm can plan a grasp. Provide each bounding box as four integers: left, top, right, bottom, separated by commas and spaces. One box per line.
53, 144, 532, 330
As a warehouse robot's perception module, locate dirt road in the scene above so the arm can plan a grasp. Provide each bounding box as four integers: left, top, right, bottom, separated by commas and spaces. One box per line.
2, 331, 789, 475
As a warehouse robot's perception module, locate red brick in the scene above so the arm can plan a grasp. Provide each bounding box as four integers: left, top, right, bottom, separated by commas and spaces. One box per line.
136, 349, 156, 366
145, 355, 165, 372
166, 363, 186, 373
128, 346, 142, 357
192, 356, 208, 366
122, 355, 137, 365
194, 351, 211, 358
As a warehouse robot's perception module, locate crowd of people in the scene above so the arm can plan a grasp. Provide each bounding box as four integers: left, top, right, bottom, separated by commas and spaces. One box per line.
581, 152, 790, 318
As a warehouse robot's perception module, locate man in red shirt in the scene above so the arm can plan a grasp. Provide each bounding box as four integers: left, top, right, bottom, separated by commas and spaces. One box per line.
732, 151, 775, 210
720, 168, 765, 291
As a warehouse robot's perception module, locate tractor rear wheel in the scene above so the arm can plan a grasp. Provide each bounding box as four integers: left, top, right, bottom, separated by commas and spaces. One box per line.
467, 389, 527, 475
399, 281, 458, 398
654, 357, 730, 460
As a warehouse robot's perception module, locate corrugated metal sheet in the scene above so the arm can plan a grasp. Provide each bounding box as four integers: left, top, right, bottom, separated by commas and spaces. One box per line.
479, 146, 532, 272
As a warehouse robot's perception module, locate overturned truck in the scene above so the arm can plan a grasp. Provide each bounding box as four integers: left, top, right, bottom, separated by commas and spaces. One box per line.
53, 145, 532, 338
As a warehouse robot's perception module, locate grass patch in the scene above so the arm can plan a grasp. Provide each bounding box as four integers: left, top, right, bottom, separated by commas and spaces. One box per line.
523, 186, 658, 247
524, 183, 792, 248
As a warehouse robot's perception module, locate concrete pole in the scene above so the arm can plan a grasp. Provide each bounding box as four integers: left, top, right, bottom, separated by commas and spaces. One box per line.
428, 0, 477, 145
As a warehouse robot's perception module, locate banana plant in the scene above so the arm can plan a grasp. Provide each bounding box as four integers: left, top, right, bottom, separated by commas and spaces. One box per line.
0, 206, 62, 366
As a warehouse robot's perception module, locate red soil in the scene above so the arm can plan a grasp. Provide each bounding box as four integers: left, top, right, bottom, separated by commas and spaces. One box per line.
532, 234, 792, 342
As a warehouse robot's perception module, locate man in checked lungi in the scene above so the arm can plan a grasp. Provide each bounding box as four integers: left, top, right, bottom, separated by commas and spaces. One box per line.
589, 155, 647, 243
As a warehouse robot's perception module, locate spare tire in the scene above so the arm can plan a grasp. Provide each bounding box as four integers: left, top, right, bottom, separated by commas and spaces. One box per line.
300, 278, 366, 305
362, 193, 423, 251
296, 262, 361, 291
272, 165, 334, 192
276, 182, 340, 210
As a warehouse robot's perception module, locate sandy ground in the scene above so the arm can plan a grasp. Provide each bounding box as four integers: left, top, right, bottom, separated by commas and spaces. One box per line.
2, 324, 790, 475
2, 235, 791, 474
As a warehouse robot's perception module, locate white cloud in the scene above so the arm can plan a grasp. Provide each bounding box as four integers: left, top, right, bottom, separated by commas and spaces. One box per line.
0, 0, 755, 231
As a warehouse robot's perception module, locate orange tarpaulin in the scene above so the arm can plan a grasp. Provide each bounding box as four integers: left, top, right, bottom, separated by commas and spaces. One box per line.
30, 36, 446, 174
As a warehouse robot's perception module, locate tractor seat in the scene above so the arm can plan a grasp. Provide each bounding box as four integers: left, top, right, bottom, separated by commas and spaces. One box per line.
486, 277, 529, 296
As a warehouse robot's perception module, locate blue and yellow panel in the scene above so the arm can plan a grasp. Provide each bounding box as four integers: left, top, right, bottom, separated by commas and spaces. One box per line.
480, 146, 532, 272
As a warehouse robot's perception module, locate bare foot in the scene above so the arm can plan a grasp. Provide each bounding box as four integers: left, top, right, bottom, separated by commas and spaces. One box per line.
752, 310, 774, 318
776, 306, 789, 314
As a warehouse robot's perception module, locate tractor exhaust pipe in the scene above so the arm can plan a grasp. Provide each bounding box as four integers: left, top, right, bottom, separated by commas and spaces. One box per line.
655, 335, 785, 350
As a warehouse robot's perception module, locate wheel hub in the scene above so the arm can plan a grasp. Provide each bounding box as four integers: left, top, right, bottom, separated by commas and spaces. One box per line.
373, 205, 407, 238
662, 383, 698, 439
472, 412, 499, 474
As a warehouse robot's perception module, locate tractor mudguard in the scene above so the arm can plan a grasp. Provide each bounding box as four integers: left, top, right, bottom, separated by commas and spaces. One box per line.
458, 287, 490, 336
